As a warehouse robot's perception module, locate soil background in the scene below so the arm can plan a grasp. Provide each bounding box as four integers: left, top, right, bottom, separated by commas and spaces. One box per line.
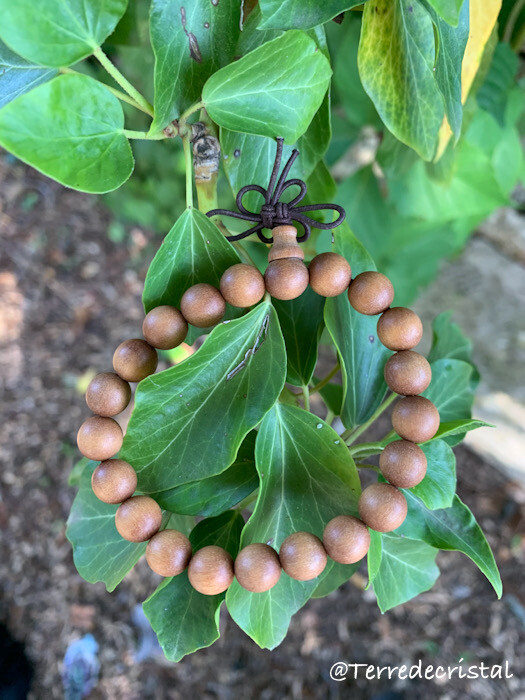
1, 155, 524, 700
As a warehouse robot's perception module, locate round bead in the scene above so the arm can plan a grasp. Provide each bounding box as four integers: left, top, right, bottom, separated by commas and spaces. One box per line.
115, 495, 162, 542
91, 459, 137, 504
279, 532, 327, 581
142, 306, 188, 350
85, 372, 131, 417
384, 351, 432, 396
377, 307, 423, 350
77, 416, 123, 461
146, 529, 192, 577
380, 440, 427, 489
113, 338, 158, 382
308, 253, 352, 297
234, 543, 281, 593
187, 545, 234, 595
264, 258, 309, 301
180, 283, 226, 328
347, 271, 394, 315
392, 396, 440, 443
220, 264, 266, 308
323, 515, 371, 564
358, 483, 408, 533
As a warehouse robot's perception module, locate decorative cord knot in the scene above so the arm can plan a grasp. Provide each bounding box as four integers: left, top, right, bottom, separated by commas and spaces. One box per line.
206, 137, 346, 243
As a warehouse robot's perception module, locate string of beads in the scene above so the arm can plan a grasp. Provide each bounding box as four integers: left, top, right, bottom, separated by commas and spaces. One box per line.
77, 225, 439, 595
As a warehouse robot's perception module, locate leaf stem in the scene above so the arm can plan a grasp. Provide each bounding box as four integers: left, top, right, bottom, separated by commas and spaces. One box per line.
123, 130, 167, 140
310, 362, 341, 395
342, 393, 398, 446
348, 431, 396, 458
503, 0, 525, 44
325, 409, 335, 426
179, 101, 205, 126
302, 385, 310, 411
356, 463, 380, 473
93, 46, 154, 117
182, 134, 194, 208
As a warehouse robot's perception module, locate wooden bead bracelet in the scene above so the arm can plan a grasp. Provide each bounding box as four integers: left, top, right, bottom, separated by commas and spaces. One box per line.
77, 224, 438, 596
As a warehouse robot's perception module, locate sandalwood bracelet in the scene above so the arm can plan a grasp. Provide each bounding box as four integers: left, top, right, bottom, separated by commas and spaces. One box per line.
77, 224, 439, 596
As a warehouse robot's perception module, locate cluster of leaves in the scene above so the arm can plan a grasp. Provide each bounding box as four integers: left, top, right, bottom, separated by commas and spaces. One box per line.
0, 0, 510, 660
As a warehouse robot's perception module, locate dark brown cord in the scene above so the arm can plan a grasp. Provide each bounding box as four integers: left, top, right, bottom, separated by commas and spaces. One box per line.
206, 138, 346, 243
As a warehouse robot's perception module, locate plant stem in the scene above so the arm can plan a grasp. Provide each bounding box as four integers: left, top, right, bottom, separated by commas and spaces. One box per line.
342, 393, 398, 446
325, 409, 335, 426
60, 66, 153, 114
348, 431, 396, 458
504, 0, 525, 44
302, 385, 310, 411
310, 362, 341, 395
179, 101, 205, 126
93, 46, 154, 117
123, 130, 166, 140
356, 463, 380, 473
182, 134, 194, 208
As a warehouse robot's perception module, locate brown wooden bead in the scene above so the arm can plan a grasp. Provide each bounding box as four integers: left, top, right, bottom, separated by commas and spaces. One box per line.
347, 271, 394, 315
146, 529, 192, 577
380, 440, 427, 489
392, 396, 440, 443
308, 253, 352, 297
180, 283, 226, 328
384, 351, 432, 396
323, 515, 371, 564
113, 338, 158, 382
115, 495, 162, 542
220, 264, 265, 308
234, 543, 281, 592
264, 258, 309, 301
358, 483, 408, 532
268, 225, 304, 261
142, 306, 188, 350
377, 307, 423, 350
85, 372, 131, 417
91, 459, 137, 504
77, 416, 123, 461
187, 545, 234, 595
279, 532, 327, 581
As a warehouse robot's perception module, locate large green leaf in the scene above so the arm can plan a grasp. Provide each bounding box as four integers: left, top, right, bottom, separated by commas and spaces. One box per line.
397, 492, 502, 597
366, 529, 383, 589
273, 287, 326, 386
143, 511, 244, 663
258, 0, 365, 30
0, 74, 133, 193
427, 311, 473, 363
358, 0, 444, 160
324, 223, 392, 428
150, 431, 258, 514
424, 358, 476, 421
226, 404, 361, 649
372, 534, 440, 612
121, 302, 286, 493
431, 419, 492, 441
202, 31, 332, 144
425, 0, 465, 26
410, 439, 456, 510
0, 40, 57, 108
0, 0, 128, 67
149, 0, 241, 132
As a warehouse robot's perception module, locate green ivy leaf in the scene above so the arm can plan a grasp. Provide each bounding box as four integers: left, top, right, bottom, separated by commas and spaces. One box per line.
150, 431, 258, 515
366, 529, 383, 589
324, 223, 392, 428
358, 0, 444, 160
143, 511, 244, 663
317, 380, 343, 416
311, 558, 360, 599
397, 492, 502, 597
0, 0, 128, 67
410, 439, 456, 509
372, 534, 440, 612
121, 302, 286, 493
424, 358, 477, 421
0, 74, 134, 193
226, 404, 361, 649
273, 287, 326, 386
258, 0, 365, 30
0, 40, 57, 108
432, 419, 493, 441
149, 0, 241, 132
202, 31, 332, 144
424, 0, 465, 26
427, 311, 473, 363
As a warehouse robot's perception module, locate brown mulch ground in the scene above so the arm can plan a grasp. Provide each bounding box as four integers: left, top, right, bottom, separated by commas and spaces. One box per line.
1, 155, 524, 700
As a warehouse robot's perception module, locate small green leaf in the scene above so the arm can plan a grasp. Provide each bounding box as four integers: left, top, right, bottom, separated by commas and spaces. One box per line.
0, 0, 128, 67
258, 0, 365, 30
366, 529, 382, 589
372, 534, 440, 613
358, 0, 444, 160
68, 457, 93, 487
226, 404, 360, 649
424, 0, 465, 26
410, 439, 456, 510
273, 287, 326, 386
424, 358, 477, 421
0, 40, 57, 108
121, 303, 286, 493
397, 492, 502, 597
150, 431, 258, 515
0, 74, 134, 193
149, 0, 241, 132
427, 311, 473, 364
432, 419, 493, 441
324, 223, 392, 428
202, 31, 332, 144
311, 559, 359, 599
143, 511, 244, 663
318, 381, 343, 416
